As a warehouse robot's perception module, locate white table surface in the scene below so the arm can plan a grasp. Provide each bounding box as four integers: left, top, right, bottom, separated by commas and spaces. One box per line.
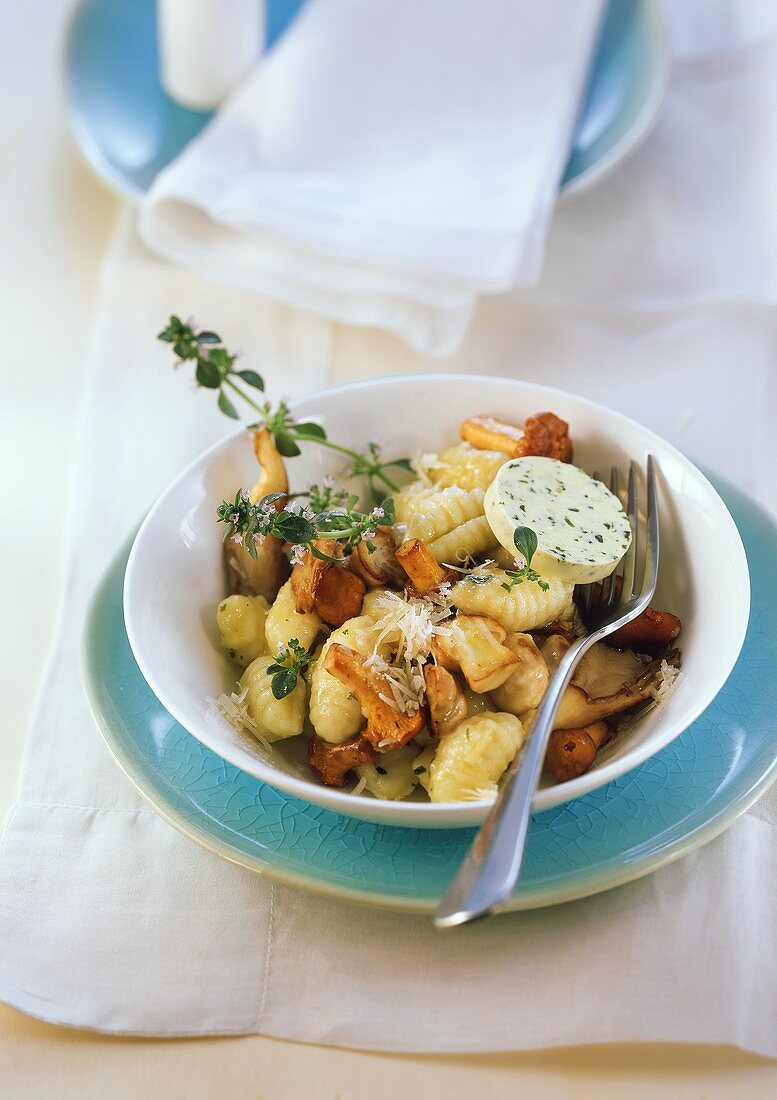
1, 1, 775, 1094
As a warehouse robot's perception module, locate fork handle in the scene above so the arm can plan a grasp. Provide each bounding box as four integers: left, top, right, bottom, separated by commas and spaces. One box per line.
434, 633, 593, 928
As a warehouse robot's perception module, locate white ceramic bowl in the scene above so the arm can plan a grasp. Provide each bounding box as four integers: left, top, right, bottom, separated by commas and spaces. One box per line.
124, 374, 750, 828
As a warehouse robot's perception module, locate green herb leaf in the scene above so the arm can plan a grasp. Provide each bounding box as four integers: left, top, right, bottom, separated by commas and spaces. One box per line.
236, 369, 264, 390
502, 566, 550, 593
196, 330, 221, 345
271, 668, 298, 699
274, 432, 302, 457
275, 513, 315, 543
513, 525, 539, 566
218, 390, 240, 419
195, 358, 221, 389
294, 422, 327, 440
267, 639, 314, 698
206, 347, 234, 373
384, 458, 413, 471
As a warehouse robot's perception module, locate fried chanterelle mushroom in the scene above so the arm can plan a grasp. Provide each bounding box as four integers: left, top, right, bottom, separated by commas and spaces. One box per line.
225, 428, 291, 601
323, 643, 427, 751
291, 538, 366, 627
460, 411, 573, 463
308, 734, 377, 787
545, 721, 611, 782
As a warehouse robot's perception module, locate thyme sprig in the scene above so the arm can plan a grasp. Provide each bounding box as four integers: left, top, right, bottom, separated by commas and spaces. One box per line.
159, 315, 412, 503
158, 315, 264, 419
216, 490, 395, 564
267, 639, 314, 699
500, 525, 550, 593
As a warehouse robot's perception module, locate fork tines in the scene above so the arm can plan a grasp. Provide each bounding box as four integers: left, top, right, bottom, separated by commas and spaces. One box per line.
577, 457, 658, 621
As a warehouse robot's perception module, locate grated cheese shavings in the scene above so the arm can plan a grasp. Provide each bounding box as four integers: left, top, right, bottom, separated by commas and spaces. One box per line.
650, 659, 682, 705
363, 588, 453, 714
207, 684, 274, 755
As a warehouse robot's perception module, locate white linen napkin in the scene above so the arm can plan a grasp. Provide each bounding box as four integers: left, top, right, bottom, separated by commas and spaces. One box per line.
140, 0, 604, 356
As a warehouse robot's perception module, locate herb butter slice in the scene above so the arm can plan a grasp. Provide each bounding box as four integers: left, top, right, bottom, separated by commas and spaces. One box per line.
484, 456, 631, 584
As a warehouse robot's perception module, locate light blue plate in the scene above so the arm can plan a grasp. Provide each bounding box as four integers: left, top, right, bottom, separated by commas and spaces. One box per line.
65, 0, 668, 201
82, 472, 777, 913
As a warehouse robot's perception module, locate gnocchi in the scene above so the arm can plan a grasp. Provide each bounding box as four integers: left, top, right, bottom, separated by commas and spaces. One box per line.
210, 404, 680, 801
264, 579, 322, 656
428, 712, 525, 803
241, 655, 307, 741
450, 566, 573, 633
217, 594, 270, 668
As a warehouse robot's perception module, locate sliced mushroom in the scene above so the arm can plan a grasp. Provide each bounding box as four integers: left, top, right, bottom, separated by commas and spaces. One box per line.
323, 643, 427, 750
350, 526, 405, 588
424, 665, 468, 737
431, 614, 519, 693
553, 643, 659, 730
308, 733, 377, 787
545, 720, 611, 782
489, 633, 550, 715
313, 566, 366, 627
395, 538, 453, 594
605, 607, 682, 653
225, 428, 291, 601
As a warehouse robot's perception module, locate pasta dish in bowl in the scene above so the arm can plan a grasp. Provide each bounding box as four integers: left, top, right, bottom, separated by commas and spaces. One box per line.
124, 351, 749, 828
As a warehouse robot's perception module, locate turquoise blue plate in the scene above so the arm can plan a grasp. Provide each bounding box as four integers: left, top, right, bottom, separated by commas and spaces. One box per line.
65, 0, 668, 201
82, 473, 777, 913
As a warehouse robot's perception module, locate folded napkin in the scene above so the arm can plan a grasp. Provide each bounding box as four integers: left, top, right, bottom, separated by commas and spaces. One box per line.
140, 0, 604, 355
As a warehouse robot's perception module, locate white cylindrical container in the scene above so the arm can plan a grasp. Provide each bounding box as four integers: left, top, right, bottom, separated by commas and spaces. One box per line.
158, 0, 265, 111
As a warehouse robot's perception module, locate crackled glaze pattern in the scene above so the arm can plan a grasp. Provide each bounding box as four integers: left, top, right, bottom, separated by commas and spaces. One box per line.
83, 476, 777, 911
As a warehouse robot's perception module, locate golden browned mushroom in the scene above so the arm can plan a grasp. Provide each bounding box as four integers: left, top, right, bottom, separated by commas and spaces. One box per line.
290, 538, 342, 613
225, 428, 291, 601
308, 733, 377, 787
349, 527, 405, 588
424, 665, 468, 738
460, 415, 525, 456
545, 720, 611, 782
490, 633, 550, 715
313, 566, 366, 627
395, 538, 453, 594
552, 643, 662, 729
516, 412, 573, 462
431, 614, 519, 693
323, 643, 427, 750
605, 607, 682, 653
460, 411, 573, 462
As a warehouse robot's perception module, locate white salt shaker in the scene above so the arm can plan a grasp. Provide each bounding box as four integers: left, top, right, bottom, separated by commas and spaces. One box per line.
158, 0, 265, 111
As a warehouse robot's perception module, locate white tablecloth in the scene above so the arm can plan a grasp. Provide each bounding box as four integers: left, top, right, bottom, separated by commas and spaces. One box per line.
1, 0, 776, 1054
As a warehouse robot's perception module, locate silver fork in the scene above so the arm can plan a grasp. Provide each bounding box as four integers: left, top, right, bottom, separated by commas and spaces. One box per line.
435, 455, 659, 929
